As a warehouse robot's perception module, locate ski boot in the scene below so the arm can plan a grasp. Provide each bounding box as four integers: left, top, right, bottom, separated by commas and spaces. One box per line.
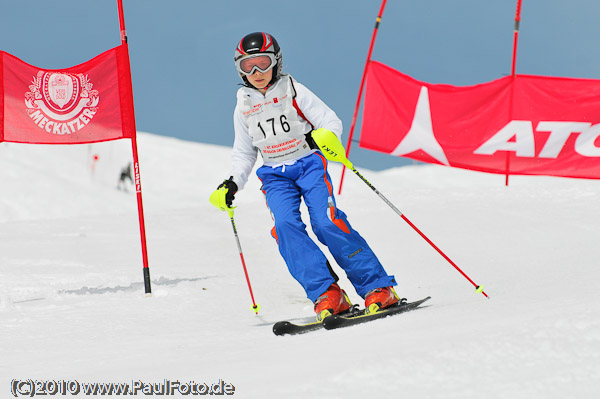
314, 283, 352, 322
364, 286, 400, 314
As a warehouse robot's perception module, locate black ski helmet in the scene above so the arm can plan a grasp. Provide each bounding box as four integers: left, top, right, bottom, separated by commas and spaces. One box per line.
234, 32, 282, 87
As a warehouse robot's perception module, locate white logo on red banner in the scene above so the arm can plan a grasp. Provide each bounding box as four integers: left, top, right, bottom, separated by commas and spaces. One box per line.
391, 86, 449, 165
24, 71, 100, 135
475, 120, 600, 158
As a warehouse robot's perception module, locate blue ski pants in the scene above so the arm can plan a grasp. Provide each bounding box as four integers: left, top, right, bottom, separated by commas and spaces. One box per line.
256, 152, 396, 302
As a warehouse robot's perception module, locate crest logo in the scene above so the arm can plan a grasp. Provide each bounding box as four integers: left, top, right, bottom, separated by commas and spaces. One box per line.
45, 73, 78, 111
25, 71, 100, 135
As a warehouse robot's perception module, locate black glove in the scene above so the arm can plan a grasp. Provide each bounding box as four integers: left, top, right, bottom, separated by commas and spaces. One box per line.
217, 176, 238, 207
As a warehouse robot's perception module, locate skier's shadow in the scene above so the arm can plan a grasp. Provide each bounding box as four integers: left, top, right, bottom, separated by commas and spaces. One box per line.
58, 276, 216, 296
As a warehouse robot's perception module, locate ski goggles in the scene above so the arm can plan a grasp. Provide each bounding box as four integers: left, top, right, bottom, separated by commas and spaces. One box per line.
236, 53, 277, 76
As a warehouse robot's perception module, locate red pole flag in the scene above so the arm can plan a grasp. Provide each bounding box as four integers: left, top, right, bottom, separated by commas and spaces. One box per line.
360, 61, 600, 180
1, 45, 135, 144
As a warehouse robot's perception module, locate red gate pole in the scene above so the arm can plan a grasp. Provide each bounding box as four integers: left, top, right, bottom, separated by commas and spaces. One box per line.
510, 0, 523, 77
505, 0, 523, 186
338, 0, 388, 195
117, 0, 152, 296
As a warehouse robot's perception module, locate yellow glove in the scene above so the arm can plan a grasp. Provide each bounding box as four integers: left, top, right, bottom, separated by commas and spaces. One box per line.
311, 128, 354, 169
209, 177, 238, 212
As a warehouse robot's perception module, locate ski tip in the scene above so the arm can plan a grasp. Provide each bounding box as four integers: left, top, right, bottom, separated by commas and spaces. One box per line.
272, 321, 292, 336
420, 296, 432, 306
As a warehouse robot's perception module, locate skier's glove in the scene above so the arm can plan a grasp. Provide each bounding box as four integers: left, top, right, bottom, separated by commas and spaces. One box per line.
311, 128, 354, 169
209, 176, 238, 211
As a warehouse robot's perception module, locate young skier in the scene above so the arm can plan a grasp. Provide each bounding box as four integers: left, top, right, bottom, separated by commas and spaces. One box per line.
210, 32, 398, 320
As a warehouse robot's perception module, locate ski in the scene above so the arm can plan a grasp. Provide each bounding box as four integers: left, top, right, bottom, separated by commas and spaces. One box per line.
272, 319, 324, 336
272, 296, 430, 335
273, 306, 367, 336
322, 296, 431, 330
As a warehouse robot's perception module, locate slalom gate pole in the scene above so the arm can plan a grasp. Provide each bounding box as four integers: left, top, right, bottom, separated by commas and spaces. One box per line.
131, 136, 152, 296
338, 0, 388, 195
505, 0, 523, 187
314, 129, 488, 298
226, 208, 261, 314
117, 0, 152, 296
510, 0, 523, 77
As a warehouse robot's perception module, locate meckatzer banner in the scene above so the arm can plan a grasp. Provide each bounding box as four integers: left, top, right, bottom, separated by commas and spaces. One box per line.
1, 44, 136, 144
360, 61, 600, 179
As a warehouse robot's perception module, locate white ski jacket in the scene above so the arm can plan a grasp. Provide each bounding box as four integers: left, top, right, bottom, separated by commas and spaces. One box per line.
230, 74, 343, 190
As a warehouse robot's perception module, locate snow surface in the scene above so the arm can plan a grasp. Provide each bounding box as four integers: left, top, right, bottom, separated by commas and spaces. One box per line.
1, 132, 599, 398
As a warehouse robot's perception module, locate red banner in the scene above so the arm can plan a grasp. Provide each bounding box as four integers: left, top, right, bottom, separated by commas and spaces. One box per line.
360, 61, 600, 179
1, 44, 136, 144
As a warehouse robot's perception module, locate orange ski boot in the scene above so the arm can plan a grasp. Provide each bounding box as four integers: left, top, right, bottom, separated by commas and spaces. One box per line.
364, 286, 400, 314
314, 283, 352, 321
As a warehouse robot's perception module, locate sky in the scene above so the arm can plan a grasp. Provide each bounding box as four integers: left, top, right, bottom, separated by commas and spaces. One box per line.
1, 132, 599, 397
2, 0, 600, 170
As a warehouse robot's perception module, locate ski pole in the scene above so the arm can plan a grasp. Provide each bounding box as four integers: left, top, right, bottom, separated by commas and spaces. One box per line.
312, 129, 488, 298
210, 187, 261, 313
348, 167, 488, 298
226, 207, 261, 314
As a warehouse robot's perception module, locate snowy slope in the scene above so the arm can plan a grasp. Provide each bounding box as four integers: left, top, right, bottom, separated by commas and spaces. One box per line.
1, 132, 599, 398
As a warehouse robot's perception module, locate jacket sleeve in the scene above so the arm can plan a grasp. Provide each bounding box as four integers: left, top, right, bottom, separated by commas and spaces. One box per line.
293, 80, 343, 141
229, 103, 258, 191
